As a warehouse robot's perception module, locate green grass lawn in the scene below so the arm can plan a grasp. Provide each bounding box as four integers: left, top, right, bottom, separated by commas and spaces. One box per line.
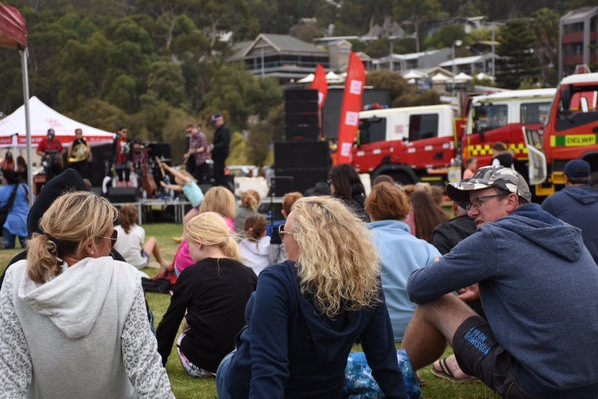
0, 223, 498, 398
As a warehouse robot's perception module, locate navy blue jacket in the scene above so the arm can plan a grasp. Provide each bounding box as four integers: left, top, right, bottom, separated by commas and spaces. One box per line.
408, 204, 598, 397
224, 261, 407, 399
542, 185, 598, 263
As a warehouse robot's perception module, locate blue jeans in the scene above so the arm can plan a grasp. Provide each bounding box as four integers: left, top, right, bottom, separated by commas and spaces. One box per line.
216, 351, 235, 399
3, 227, 27, 249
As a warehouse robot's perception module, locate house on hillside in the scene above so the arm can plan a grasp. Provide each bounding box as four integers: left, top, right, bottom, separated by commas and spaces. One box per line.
228, 33, 328, 83
372, 48, 452, 73
559, 6, 598, 78
439, 54, 495, 76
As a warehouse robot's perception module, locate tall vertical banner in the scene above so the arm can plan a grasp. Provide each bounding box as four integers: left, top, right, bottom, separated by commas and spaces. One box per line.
336, 52, 365, 165
310, 64, 328, 136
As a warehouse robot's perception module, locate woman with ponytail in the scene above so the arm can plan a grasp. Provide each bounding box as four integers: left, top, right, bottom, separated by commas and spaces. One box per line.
156, 211, 257, 378
0, 191, 173, 398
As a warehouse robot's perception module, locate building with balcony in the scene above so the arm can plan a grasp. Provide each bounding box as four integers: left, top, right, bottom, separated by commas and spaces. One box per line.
228, 33, 328, 83
559, 6, 598, 78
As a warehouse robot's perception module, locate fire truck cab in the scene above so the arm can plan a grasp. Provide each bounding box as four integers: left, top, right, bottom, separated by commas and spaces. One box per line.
351, 104, 458, 185
463, 88, 555, 173
526, 67, 598, 197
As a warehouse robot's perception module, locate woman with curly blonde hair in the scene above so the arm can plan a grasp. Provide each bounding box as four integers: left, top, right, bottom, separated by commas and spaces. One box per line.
157, 212, 256, 379
217, 196, 407, 399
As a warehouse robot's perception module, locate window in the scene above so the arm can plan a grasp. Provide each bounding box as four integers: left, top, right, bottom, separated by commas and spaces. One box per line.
472, 104, 508, 133
521, 102, 552, 124
358, 118, 387, 145
556, 86, 598, 132
408, 114, 438, 141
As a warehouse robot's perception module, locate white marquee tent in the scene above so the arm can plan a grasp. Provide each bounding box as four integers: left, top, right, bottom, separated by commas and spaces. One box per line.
0, 96, 115, 148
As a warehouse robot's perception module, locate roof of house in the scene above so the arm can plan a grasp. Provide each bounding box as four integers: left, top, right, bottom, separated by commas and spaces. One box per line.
229, 33, 326, 60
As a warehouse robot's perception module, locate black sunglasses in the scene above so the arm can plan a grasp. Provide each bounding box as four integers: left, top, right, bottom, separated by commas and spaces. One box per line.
100, 229, 118, 247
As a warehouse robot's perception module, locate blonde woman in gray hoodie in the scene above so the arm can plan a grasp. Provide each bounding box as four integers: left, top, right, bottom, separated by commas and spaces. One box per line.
0, 191, 174, 398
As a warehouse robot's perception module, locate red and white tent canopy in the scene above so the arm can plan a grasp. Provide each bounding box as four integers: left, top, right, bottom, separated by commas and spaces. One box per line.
0, 96, 115, 148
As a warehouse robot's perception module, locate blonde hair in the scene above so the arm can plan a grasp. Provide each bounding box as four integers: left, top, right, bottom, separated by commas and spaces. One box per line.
27, 192, 118, 283
175, 169, 196, 185
291, 196, 380, 319
199, 186, 237, 219
185, 211, 241, 262
240, 189, 260, 211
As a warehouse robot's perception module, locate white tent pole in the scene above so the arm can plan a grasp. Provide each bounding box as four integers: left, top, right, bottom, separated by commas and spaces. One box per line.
20, 47, 33, 203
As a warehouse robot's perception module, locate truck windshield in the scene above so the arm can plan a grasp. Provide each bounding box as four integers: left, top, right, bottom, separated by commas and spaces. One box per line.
521, 102, 552, 125
555, 86, 598, 132
472, 104, 507, 133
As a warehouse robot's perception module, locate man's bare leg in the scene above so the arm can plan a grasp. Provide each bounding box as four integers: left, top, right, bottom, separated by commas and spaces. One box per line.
402, 294, 478, 370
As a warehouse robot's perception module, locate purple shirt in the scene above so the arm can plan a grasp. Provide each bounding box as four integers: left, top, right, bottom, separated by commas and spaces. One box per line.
189, 132, 209, 165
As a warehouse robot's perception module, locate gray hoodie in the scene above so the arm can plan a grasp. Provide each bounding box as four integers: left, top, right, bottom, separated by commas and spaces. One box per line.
0, 257, 174, 398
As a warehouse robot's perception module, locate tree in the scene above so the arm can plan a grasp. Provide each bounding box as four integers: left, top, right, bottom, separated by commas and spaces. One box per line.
532, 8, 560, 86
394, 0, 445, 52
366, 71, 412, 104
424, 24, 466, 50
495, 20, 542, 89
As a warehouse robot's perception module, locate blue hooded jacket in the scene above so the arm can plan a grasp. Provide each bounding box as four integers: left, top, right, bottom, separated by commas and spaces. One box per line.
408, 204, 598, 397
224, 261, 407, 399
367, 220, 440, 341
542, 185, 598, 263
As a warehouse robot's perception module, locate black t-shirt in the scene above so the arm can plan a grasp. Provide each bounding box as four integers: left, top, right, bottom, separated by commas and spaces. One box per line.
156, 257, 257, 372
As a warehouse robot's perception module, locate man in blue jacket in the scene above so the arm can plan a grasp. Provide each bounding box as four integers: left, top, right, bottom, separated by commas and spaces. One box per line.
542, 159, 598, 263
402, 166, 598, 398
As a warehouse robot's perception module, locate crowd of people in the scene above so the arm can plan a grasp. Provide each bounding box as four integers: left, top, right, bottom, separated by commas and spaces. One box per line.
0, 139, 598, 398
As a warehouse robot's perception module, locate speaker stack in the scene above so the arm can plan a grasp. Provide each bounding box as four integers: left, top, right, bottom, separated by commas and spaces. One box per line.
284, 89, 319, 141
273, 141, 331, 195
108, 187, 139, 203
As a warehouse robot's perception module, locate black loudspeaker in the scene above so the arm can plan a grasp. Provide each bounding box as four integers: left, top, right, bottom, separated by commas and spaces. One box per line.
147, 143, 171, 160
270, 176, 295, 197
108, 187, 139, 203
274, 141, 331, 170
284, 89, 319, 141
274, 141, 331, 194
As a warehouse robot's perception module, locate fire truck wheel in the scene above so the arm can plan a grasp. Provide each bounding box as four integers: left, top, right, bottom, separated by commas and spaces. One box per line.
389, 172, 415, 186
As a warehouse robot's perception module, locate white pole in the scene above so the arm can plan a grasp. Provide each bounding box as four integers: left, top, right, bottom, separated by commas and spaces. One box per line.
19, 47, 33, 203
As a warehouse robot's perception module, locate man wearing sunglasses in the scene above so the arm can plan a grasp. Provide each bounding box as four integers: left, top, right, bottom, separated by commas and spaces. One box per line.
402, 166, 598, 398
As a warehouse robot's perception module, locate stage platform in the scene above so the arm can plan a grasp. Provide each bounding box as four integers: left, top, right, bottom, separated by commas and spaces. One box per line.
111, 198, 191, 225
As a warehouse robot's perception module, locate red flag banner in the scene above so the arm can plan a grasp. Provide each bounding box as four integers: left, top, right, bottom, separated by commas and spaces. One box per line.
310, 64, 329, 109
335, 52, 365, 165
0, 3, 27, 49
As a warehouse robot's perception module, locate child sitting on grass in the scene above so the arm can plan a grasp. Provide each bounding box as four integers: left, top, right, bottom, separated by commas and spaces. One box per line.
114, 204, 170, 270
239, 214, 271, 276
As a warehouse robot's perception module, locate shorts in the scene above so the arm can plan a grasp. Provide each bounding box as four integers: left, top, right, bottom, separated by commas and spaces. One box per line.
177, 332, 216, 379
453, 316, 531, 399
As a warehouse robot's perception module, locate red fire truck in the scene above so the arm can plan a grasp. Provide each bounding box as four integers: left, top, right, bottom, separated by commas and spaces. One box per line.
461, 88, 555, 174
351, 104, 460, 185
526, 66, 598, 197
